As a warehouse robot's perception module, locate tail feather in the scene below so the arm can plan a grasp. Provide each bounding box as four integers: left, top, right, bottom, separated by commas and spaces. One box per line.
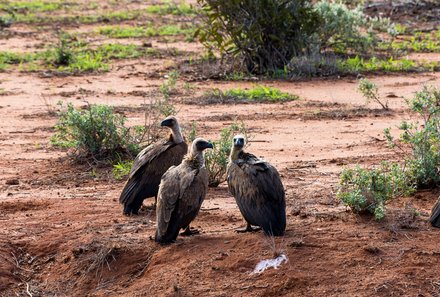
430, 198, 440, 228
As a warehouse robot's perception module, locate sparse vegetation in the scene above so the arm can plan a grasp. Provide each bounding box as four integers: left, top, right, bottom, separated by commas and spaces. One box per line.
384, 86, 440, 188
204, 121, 249, 187
340, 85, 440, 219
51, 103, 145, 161
98, 24, 195, 38
204, 86, 298, 103
358, 78, 388, 110
338, 162, 415, 220
145, 2, 196, 16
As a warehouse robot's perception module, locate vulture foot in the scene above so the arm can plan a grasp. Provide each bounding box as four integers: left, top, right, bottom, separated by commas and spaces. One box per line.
142, 204, 156, 211
236, 224, 261, 233
180, 226, 200, 236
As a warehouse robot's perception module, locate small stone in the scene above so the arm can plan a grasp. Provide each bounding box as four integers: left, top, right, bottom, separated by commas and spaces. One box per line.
6, 178, 19, 185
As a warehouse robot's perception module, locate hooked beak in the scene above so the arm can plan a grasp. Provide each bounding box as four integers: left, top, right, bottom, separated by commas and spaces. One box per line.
160, 118, 173, 127
234, 138, 244, 148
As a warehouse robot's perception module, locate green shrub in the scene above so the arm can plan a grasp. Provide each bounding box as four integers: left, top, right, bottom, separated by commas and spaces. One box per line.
54, 35, 74, 66
205, 85, 298, 103
196, 0, 320, 74
314, 0, 373, 53
113, 160, 133, 180
51, 103, 143, 161
205, 121, 249, 187
358, 78, 388, 110
384, 86, 440, 188
338, 162, 415, 220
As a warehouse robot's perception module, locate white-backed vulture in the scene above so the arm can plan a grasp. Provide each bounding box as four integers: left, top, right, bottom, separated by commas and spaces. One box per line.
119, 116, 188, 216
430, 196, 440, 227
155, 138, 213, 244
227, 135, 286, 236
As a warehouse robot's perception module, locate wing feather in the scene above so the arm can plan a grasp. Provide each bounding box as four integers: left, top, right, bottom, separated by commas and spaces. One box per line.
227, 157, 286, 235
119, 141, 188, 208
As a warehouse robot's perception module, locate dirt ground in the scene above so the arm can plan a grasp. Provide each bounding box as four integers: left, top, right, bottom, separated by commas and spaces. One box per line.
1, 1, 440, 296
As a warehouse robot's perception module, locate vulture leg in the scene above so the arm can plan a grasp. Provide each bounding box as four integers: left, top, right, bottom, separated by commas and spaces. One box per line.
180, 226, 200, 236
430, 197, 440, 228
236, 223, 261, 233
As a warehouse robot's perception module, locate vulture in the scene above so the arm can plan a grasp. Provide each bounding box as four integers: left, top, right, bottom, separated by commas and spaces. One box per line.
227, 135, 286, 236
155, 138, 213, 244
430, 196, 440, 227
119, 116, 188, 216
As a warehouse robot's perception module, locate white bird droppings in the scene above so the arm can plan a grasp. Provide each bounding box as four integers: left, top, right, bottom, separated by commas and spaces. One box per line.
252, 254, 288, 274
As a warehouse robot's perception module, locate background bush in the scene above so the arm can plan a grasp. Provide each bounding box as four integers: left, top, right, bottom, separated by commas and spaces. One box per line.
384, 86, 440, 188
337, 162, 414, 220
196, 0, 320, 74
204, 121, 249, 187
51, 103, 143, 161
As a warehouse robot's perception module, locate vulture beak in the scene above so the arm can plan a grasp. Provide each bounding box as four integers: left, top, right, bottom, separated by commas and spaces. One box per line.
233, 137, 245, 148
195, 140, 213, 151
161, 118, 174, 127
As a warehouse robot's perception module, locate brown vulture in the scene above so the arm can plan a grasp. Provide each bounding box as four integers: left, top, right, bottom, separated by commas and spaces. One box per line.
227, 135, 286, 236
119, 116, 188, 216
430, 196, 440, 227
155, 138, 213, 244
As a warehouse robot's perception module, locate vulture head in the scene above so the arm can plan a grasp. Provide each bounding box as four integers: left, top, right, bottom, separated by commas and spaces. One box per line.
191, 138, 213, 155
161, 116, 183, 143
185, 138, 213, 167
230, 134, 245, 161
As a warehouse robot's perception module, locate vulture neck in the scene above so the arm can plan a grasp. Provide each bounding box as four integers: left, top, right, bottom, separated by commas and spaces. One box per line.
170, 125, 184, 144
230, 146, 242, 162
184, 149, 204, 169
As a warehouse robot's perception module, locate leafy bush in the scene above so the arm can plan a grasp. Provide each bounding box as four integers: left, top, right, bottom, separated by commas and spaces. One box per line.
196, 0, 320, 74
314, 1, 373, 53
51, 103, 144, 161
204, 121, 249, 187
205, 85, 299, 103
338, 162, 415, 220
358, 78, 388, 110
384, 86, 440, 188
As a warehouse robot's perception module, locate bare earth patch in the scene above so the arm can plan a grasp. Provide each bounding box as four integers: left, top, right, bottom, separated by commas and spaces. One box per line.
1, 0, 440, 296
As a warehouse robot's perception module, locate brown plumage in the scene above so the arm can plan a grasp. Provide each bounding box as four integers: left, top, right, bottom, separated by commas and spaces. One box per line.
430, 196, 440, 227
119, 116, 188, 215
227, 135, 286, 236
155, 138, 213, 244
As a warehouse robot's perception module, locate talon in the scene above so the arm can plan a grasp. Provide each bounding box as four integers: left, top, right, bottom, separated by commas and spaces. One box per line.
236, 224, 261, 233
180, 226, 200, 236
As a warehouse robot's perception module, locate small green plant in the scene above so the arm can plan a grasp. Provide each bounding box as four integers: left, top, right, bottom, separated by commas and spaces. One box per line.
384, 86, 440, 188
358, 78, 388, 110
205, 121, 249, 187
54, 34, 74, 66
205, 85, 298, 103
186, 121, 198, 143
338, 162, 415, 220
51, 103, 143, 161
113, 160, 133, 180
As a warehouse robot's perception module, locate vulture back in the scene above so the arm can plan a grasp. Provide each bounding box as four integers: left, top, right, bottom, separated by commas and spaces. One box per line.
227, 152, 286, 236
155, 159, 208, 243
119, 137, 188, 215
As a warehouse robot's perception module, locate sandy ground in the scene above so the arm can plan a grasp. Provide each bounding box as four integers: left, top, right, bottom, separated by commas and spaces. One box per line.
1, 1, 440, 296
